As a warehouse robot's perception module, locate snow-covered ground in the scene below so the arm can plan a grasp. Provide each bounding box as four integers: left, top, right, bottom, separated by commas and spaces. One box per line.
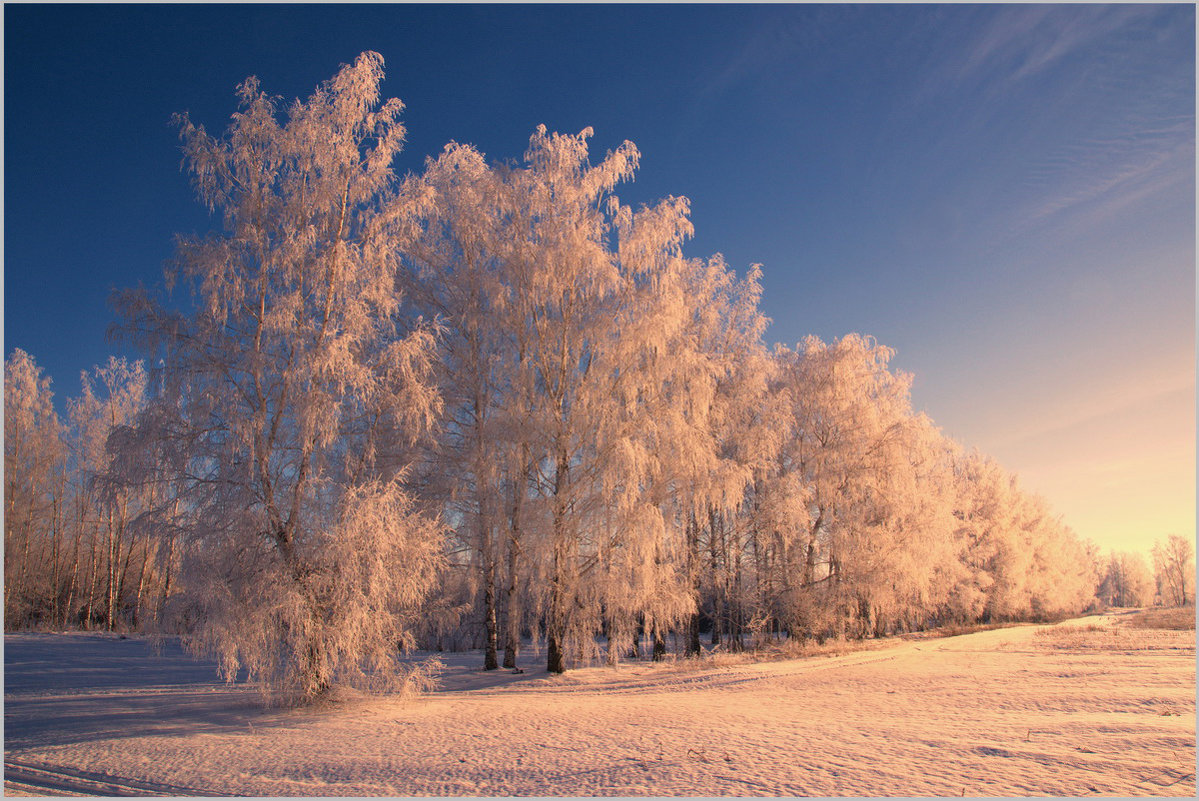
4, 612, 1194, 796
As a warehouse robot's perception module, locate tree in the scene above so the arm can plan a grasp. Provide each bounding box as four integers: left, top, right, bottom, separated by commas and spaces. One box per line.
1152, 534, 1194, 607
67, 357, 149, 630
1098, 551, 1154, 608
493, 126, 641, 673
4, 349, 67, 629
116, 52, 444, 702
402, 143, 510, 669
450, 125, 720, 672
685, 264, 778, 652
771, 334, 928, 638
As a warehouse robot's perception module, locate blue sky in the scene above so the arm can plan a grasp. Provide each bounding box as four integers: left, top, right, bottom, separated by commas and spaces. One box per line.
4, 3, 1194, 553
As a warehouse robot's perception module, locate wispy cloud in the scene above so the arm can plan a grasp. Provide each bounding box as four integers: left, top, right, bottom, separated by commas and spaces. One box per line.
962, 5, 1197, 244
1018, 125, 1193, 231
673, 5, 857, 149
689, 7, 841, 105
1011, 5, 1156, 82
936, 5, 1164, 97
956, 5, 1057, 84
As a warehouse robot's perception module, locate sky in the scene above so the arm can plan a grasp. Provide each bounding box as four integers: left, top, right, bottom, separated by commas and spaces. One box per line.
3, 3, 1194, 556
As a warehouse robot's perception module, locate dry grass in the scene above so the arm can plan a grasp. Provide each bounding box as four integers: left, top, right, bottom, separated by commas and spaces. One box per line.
1034, 623, 1106, 639
1124, 606, 1196, 631
658, 621, 1024, 673
1032, 615, 1197, 653
1032, 623, 1127, 651
903, 621, 1022, 640
635, 635, 890, 677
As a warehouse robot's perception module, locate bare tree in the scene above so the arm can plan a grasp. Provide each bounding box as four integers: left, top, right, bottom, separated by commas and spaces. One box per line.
1152, 534, 1194, 607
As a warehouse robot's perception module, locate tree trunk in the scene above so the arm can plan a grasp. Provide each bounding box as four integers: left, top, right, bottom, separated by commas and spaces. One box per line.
105, 507, 118, 630
482, 557, 499, 671
49, 485, 63, 628
502, 523, 521, 668
304, 636, 330, 699
157, 500, 179, 625
802, 509, 823, 586
547, 630, 565, 674
709, 505, 722, 647
132, 541, 150, 630
158, 535, 175, 625
84, 531, 100, 629
685, 512, 702, 657
63, 516, 81, 630
116, 524, 136, 629
546, 449, 570, 674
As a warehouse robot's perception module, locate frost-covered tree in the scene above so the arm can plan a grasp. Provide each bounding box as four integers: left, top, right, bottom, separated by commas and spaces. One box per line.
1098, 551, 1154, 608
942, 449, 1005, 622
4, 349, 67, 629
587, 203, 740, 663
66, 357, 150, 630
768, 335, 922, 638
402, 143, 512, 669
754, 334, 1097, 639
676, 267, 780, 653
1152, 534, 1194, 607
13, 49, 1115, 660
943, 449, 1098, 622
116, 52, 444, 702
416, 125, 751, 672
502, 126, 697, 672
1022, 510, 1099, 620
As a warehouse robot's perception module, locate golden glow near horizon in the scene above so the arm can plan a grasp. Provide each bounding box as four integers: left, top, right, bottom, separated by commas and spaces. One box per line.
962, 357, 1194, 558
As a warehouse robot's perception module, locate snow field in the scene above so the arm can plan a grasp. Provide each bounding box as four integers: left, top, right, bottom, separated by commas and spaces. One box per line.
4, 613, 1194, 796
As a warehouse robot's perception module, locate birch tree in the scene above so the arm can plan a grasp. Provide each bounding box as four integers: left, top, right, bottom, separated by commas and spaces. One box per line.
66, 357, 149, 630
4, 349, 67, 629
1096, 551, 1152, 607
1152, 534, 1194, 607
116, 52, 444, 702
403, 143, 511, 668
481, 126, 742, 671
686, 264, 779, 651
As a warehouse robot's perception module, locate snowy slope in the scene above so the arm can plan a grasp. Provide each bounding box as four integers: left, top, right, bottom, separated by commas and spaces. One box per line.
4, 614, 1194, 796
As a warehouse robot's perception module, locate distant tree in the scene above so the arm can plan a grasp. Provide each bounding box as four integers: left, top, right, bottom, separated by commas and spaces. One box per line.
116, 52, 444, 702
1098, 551, 1154, 608
67, 357, 149, 630
1152, 534, 1194, 607
4, 349, 67, 629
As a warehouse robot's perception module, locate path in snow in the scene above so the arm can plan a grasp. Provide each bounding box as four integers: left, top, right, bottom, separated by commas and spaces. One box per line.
4, 614, 1194, 796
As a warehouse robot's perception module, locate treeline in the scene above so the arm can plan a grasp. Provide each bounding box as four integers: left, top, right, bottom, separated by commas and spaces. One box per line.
5, 353, 168, 631
3, 53, 1184, 701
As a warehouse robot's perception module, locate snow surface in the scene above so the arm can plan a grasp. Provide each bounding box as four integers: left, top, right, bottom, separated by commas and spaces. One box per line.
4, 613, 1194, 796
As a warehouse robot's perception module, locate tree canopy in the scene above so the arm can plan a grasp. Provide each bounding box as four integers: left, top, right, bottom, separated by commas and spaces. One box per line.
4, 53, 1132, 701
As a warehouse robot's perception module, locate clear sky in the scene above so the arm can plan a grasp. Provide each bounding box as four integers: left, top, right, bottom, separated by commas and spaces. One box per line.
4, 3, 1194, 556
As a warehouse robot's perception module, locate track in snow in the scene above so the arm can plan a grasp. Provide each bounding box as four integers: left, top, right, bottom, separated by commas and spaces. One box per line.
3, 759, 230, 797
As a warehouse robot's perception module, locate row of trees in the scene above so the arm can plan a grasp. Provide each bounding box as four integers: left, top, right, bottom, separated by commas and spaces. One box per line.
5, 54, 1190, 701
1092, 535, 1194, 609
5, 352, 164, 632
